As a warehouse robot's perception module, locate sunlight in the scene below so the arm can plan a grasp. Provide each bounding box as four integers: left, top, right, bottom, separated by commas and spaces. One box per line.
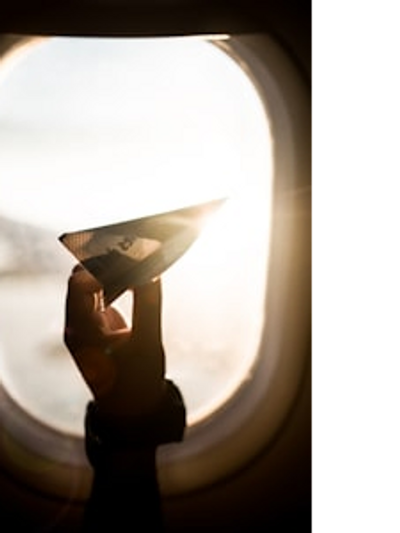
0, 36, 273, 433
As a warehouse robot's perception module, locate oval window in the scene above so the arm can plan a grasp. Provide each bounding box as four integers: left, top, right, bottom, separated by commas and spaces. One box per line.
0, 36, 273, 435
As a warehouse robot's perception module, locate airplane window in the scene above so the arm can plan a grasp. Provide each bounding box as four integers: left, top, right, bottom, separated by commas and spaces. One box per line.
0, 36, 273, 436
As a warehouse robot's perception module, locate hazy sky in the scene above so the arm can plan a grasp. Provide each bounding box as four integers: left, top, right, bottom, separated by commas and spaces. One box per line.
0, 37, 270, 232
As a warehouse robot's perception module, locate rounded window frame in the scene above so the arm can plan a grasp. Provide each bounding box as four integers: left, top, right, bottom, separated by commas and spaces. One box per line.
0, 32, 310, 500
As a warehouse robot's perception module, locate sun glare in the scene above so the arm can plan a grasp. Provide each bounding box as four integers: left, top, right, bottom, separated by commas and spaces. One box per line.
0, 37, 273, 433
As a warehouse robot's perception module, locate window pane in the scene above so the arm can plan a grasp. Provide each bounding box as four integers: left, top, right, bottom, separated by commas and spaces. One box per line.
0, 37, 273, 433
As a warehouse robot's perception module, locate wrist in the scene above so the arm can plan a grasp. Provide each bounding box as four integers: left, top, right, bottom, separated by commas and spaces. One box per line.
84, 401, 156, 468
84, 379, 186, 468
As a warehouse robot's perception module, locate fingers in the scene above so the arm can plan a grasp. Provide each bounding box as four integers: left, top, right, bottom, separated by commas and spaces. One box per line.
64, 265, 125, 398
132, 278, 162, 342
65, 265, 107, 347
65, 265, 129, 346
67, 264, 103, 298
67, 265, 102, 312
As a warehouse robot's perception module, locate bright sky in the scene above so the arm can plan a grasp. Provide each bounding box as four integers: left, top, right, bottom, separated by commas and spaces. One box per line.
0, 36, 274, 429
0, 36, 271, 232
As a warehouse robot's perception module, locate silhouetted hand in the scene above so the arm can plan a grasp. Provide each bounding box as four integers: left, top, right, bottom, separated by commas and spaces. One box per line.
64, 264, 167, 419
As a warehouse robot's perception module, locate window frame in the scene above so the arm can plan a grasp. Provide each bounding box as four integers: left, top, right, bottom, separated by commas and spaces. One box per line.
0, 31, 310, 500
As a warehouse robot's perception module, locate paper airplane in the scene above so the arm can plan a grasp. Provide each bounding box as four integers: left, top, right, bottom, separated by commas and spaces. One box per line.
59, 197, 226, 305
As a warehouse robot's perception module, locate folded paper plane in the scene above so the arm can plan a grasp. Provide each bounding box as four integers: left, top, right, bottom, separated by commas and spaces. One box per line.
59, 197, 226, 305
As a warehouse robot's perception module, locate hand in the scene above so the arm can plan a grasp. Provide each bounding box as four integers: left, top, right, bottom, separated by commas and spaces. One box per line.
64, 264, 166, 419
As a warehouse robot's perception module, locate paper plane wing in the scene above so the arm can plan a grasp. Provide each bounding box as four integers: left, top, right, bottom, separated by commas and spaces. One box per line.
59, 197, 226, 305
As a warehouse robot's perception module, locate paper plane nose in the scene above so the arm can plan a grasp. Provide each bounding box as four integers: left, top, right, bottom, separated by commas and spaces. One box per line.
59, 197, 226, 305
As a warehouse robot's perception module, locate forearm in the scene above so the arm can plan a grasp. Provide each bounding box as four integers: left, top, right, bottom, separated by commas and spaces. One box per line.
83, 448, 163, 531
81, 379, 186, 531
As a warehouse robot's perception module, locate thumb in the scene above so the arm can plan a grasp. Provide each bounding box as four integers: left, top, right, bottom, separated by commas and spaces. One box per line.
132, 278, 162, 342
